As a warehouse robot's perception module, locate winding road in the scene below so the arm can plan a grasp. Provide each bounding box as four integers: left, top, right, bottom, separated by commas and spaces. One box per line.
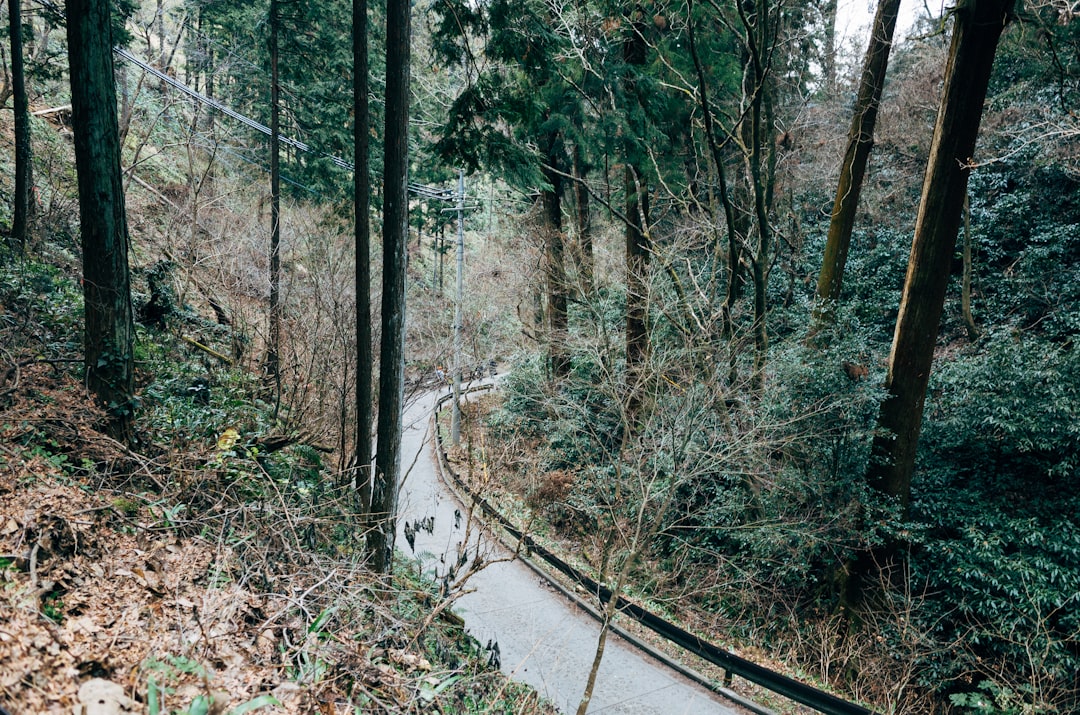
394, 386, 743, 714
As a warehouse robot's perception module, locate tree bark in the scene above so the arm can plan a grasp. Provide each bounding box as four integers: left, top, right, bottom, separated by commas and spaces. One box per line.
811, 0, 901, 337
821, 0, 838, 90
9, 0, 31, 253
572, 143, 593, 294
369, 0, 410, 574
268, 0, 282, 416
66, 0, 136, 441
625, 164, 649, 407
687, 0, 740, 364
353, 0, 373, 513
868, 0, 1015, 515
623, 14, 649, 416
542, 153, 569, 379
961, 191, 979, 340
741, 0, 775, 392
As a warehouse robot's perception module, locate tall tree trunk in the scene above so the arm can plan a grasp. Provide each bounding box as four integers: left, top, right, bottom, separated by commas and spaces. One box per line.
267, 0, 283, 417
66, 0, 136, 441
687, 0, 739, 355
961, 191, 979, 340
542, 154, 569, 379
369, 0, 410, 574
9, 0, 30, 254
625, 164, 649, 409
821, 0, 838, 90
155, 0, 164, 66
623, 14, 649, 417
811, 0, 901, 337
572, 143, 593, 293
868, 0, 1014, 517
353, 0, 373, 513
742, 0, 775, 392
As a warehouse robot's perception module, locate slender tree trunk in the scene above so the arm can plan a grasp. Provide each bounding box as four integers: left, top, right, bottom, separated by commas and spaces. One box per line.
155, 0, 164, 65
743, 0, 774, 392
821, 0, 838, 90
542, 155, 569, 379
67, 0, 136, 441
369, 0, 410, 574
572, 143, 593, 293
868, 0, 1014, 514
623, 15, 649, 416
354, 0, 373, 513
267, 0, 283, 418
811, 0, 901, 337
962, 191, 979, 340
625, 164, 649, 407
9, 0, 30, 253
687, 0, 739, 350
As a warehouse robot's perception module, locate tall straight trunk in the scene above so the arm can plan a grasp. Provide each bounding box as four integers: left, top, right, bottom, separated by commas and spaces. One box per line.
624, 164, 649, 403
742, 0, 774, 392
354, 0, 373, 512
868, 0, 1015, 515
961, 191, 979, 340
623, 15, 649, 415
155, 0, 164, 65
811, 0, 901, 336
542, 158, 568, 379
369, 0, 410, 574
9, 0, 30, 253
66, 0, 135, 440
821, 0, 838, 90
572, 143, 593, 293
267, 0, 282, 416
687, 0, 739, 350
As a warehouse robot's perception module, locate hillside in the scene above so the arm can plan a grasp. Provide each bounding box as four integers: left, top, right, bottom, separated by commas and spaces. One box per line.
3, 0, 1080, 713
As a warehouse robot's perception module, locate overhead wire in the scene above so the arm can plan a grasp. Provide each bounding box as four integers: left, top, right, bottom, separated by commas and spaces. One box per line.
114, 47, 355, 172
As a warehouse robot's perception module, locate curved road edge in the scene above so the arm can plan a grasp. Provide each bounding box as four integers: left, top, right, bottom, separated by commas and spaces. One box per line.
428, 386, 774, 715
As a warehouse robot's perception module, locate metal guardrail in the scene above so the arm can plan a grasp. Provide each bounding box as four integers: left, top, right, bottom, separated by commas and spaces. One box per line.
432, 388, 877, 715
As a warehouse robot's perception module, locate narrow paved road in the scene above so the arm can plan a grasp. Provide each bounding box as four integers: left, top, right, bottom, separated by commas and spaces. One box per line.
395, 387, 742, 714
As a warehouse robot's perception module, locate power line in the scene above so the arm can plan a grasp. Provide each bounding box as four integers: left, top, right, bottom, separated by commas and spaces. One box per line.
114, 47, 355, 172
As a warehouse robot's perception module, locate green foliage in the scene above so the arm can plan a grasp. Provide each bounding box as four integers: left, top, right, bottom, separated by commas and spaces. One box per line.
185, 0, 371, 198
951, 679, 1047, 715
966, 163, 1080, 341
906, 331, 1080, 709
922, 332, 1080, 482
0, 258, 84, 355
910, 504, 1080, 709
142, 655, 280, 715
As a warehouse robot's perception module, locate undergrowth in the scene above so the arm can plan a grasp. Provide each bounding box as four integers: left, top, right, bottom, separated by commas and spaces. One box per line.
0, 249, 554, 713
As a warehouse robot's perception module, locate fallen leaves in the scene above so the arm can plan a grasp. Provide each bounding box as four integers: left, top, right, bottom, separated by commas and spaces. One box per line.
0, 475, 285, 712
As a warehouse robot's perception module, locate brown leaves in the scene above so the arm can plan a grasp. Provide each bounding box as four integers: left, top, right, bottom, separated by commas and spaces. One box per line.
0, 476, 280, 712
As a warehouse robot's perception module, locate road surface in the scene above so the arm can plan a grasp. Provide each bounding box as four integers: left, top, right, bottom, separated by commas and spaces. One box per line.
395, 386, 742, 714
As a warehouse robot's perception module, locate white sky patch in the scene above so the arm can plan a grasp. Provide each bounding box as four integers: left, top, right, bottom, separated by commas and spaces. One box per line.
836, 0, 946, 50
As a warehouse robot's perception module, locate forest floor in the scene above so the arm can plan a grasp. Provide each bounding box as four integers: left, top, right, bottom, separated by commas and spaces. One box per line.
0, 363, 554, 714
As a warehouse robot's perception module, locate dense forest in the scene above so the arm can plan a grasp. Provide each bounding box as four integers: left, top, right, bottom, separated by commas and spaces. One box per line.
1, 0, 1078, 713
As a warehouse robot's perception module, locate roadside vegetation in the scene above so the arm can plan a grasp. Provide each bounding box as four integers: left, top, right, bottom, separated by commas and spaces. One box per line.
2, 0, 1079, 713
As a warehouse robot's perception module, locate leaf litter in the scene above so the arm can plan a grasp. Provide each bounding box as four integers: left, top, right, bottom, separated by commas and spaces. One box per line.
0, 363, 554, 714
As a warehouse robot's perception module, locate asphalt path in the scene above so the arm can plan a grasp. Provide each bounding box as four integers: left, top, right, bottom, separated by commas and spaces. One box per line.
395, 385, 741, 714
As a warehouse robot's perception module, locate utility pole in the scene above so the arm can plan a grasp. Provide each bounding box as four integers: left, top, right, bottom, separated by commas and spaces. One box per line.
451, 169, 465, 446
407, 175, 474, 448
